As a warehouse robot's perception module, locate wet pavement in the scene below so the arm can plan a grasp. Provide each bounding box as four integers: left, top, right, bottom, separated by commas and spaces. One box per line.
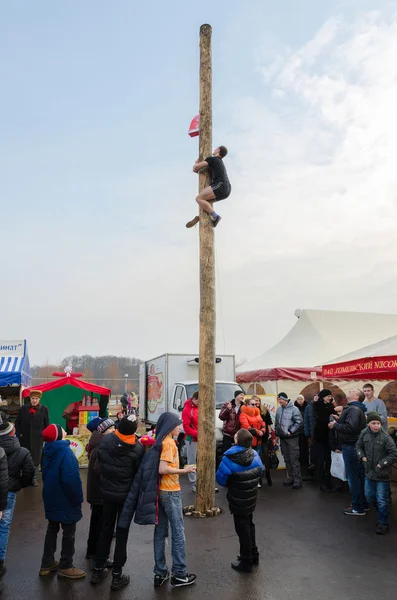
3, 470, 397, 600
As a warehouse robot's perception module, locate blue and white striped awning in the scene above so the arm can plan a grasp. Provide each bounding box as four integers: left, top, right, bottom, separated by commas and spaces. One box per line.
0, 341, 31, 387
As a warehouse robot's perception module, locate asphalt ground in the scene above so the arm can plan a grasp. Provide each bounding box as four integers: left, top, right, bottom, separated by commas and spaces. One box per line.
2, 470, 397, 600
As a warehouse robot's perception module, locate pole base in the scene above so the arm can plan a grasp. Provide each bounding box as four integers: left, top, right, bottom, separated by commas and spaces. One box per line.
183, 505, 223, 518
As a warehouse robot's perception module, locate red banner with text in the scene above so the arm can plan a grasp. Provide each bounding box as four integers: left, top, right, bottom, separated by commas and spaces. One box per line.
322, 355, 397, 380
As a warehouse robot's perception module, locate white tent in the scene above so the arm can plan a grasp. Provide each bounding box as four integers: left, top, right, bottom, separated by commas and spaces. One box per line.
238, 309, 397, 373
324, 333, 397, 365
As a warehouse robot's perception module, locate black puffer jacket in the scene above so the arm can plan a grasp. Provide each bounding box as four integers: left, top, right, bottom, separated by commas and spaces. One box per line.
216, 446, 263, 516
0, 434, 35, 492
87, 431, 103, 506
98, 432, 144, 504
312, 401, 336, 444
0, 447, 9, 511
334, 402, 367, 445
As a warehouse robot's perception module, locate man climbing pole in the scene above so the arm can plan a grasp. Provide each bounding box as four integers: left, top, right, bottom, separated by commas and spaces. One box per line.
186, 145, 231, 228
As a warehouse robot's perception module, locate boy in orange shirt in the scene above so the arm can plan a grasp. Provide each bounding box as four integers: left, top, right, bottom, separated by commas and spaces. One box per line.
154, 417, 197, 587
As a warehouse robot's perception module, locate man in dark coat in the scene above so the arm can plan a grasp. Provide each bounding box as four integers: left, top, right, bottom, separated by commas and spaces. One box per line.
329, 389, 367, 515
15, 390, 49, 486
91, 415, 144, 591
216, 429, 263, 573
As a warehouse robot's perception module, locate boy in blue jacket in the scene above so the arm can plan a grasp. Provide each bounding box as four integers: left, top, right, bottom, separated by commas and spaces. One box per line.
39, 424, 85, 579
216, 429, 263, 573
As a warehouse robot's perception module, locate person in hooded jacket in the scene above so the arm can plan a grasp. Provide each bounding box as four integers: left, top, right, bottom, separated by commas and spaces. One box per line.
118, 412, 197, 589
91, 415, 144, 591
216, 429, 263, 573
86, 418, 115, 560
239, 399, 267, 449
39, 424, 85, 579
328, 389, 368, 515
0, 411, 35, 577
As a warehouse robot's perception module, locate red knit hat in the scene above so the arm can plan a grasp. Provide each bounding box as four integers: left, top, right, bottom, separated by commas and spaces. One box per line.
42, 424, 63, 443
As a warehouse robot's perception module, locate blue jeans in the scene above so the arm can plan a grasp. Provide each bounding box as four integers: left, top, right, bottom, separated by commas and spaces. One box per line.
0, 492, 17, 560
342, 445, 368, 511
364, 478, 390, 525
154, 491, 186, 577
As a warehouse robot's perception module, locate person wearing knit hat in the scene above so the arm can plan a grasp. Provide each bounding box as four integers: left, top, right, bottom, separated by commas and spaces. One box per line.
366, 411, 382, 425
85, 418, 116, 561
275, 393, 303, 489
117, 415, 137, 436
42, 424, 64, 443
97, 419, 115, 435
15, 391, 49, 487
86, 417, 102, 434
0, 411, 35, 575
317, 389, 333, 402
356, 412, 397, 534
92, 413, 144, 590
39, 422, 85, 579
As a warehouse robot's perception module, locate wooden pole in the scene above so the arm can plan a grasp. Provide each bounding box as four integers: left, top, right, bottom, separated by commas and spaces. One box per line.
195, 23, 216, 515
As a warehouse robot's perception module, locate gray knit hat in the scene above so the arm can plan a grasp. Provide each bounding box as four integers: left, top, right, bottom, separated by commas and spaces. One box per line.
0, 412, 14, 436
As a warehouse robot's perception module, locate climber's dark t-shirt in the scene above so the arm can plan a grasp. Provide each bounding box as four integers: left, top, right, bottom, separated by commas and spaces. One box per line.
205, 156, 230, 187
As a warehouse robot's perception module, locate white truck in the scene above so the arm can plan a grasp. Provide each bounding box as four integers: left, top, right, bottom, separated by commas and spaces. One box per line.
139, 353, 243, 442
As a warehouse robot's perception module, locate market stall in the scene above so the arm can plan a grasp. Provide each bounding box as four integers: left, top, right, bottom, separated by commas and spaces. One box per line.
23, 369, 111, 467
0, 340, 31, 418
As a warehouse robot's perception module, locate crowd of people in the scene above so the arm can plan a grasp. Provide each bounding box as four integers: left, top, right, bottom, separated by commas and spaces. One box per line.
0, 383, 395, 590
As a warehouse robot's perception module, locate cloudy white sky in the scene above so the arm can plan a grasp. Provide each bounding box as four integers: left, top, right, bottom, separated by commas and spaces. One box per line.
1, 1, 397, 366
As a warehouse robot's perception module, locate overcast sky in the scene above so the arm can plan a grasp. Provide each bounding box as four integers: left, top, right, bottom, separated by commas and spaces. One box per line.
2, 1, 397, 366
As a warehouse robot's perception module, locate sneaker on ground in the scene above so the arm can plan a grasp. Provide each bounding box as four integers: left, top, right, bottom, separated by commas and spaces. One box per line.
257, 482, 262, 488
39, 562, 59, 576
283, 479, 293, 486
292, 480, 302, 489
170, 573, 197, 587
58, 567, 86, 579
212, 215, 222, 227
345, 505, 370, 513
111, 573, 130, 591
154, 571, 170, 587
215, 487, 219, 493
186, 216, 200, 228
343, 507, 366, 516
91, 568, 109, 584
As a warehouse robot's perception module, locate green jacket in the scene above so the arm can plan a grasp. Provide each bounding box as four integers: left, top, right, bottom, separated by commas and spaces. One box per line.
356, 427, 397, 482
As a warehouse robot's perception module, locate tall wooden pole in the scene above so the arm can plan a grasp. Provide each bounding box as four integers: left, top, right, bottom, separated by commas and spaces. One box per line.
196, 23, 216, 514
